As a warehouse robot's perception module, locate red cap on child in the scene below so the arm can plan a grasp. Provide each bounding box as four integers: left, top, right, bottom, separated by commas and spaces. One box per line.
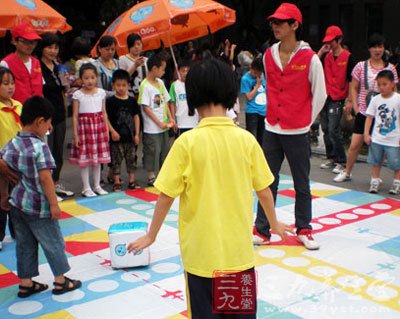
267, 3, 302, 24
11, 23, 41, 41
322, 26, 343, 43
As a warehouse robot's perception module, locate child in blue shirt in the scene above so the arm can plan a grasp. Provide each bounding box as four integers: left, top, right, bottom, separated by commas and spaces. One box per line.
0, 96, 81, 298
240, 57, 267, 145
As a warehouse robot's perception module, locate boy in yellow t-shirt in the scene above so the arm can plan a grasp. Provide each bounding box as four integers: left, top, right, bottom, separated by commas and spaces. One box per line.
129, 59, 294, 318
0, 67, 22, 250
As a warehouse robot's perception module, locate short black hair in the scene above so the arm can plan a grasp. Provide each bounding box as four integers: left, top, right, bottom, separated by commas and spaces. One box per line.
376, 69, 395, 82
147, 53, 166, 70
71, 36, 92, 56
0, 66, 15, 82
185, 58, 238, 114
35, 32, 60, 58
127, 33, 142, 49
112, 69, 130, 83
20, 96, 54, 126
79, 63, 98, 79
250, 57, 263, 72
98, 35, 117, 48
368, 33, 386, 48
178, 59, 191, 69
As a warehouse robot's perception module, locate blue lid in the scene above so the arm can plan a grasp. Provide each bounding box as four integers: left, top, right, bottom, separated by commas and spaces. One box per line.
108, 222, 148, 234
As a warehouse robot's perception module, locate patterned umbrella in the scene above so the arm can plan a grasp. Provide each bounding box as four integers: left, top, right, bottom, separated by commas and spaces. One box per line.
0, 0, 72, 36
92, 0, 236, 56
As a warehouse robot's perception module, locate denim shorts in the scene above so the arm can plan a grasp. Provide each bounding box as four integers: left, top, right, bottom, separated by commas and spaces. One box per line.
367, 142, 400, 170
10, 206, 70, 278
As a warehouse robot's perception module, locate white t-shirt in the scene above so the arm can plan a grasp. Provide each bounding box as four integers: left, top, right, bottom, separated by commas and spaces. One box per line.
1, 59, 32, 73
169, 80, 199, 129
366, 92, 400, 147
138, 78, 170, 134
72, 88, 106, 114
119, 55, 148, 95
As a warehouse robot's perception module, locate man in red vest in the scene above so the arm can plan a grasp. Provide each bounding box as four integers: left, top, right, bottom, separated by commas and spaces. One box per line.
317, 26, 356, 174
0, 23, 43, 104
253, 3, 326, 250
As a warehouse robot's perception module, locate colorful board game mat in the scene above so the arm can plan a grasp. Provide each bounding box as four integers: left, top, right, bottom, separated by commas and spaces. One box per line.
1, 176, 399, 318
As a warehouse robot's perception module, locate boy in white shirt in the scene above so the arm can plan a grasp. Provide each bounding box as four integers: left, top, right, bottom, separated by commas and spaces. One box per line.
138, 53, 174, 186
365, 70, 400, 194
169, 60, 198, 136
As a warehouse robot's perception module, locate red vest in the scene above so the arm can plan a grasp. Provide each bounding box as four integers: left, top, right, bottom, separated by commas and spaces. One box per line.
324, 50, 350, 101
264, 48, 314, 129
3, 53, 43, 104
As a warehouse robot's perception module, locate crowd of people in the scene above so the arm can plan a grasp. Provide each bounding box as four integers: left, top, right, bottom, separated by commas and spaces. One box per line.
0, 2, 400, 318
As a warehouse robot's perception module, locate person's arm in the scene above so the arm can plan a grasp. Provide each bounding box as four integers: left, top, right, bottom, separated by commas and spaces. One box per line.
72, 99, 80, 148
0, 159, 19, 185
126, 56, 145, 76
39, 169, 61, 220
309, 55, 327, 122
127, 192, 174, 253
317, 44, 330, 59
101, 98, 109, 138
364, 115, 374, 145
256, 187, 295, 239
350, 78, 360, 114
143, 105, 168, 129
0, 177, 9, 210
245, 77, 261, 101
133, 114, 140, 145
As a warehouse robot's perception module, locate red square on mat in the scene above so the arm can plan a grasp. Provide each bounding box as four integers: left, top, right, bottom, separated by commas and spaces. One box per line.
0, 272, 20, 288
125, 189, 159, 202
279, 189, 319, 199
65, 241, 109, 256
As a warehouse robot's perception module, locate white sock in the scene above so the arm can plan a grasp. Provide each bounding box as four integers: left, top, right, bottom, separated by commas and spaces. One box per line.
93, 165, 101, 189
81, 167, 91, 191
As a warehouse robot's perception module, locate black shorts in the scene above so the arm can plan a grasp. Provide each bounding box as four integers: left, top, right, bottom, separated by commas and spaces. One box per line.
352, 112, 366, 134
186, 268, 257, 319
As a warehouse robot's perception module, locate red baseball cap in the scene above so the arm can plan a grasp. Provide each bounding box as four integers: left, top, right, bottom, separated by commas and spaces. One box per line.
268, 3, 302, 24
323, 26, 343, 43
11, 23, 41, 41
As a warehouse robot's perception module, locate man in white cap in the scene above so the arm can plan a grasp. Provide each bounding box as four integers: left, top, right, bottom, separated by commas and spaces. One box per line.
253, 3, 326, 250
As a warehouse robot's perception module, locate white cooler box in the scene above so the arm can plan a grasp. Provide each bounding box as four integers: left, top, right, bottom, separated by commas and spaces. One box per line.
108, 222, 150, 268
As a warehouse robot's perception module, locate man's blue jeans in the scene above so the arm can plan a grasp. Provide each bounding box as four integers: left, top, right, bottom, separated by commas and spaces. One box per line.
319, 99, 347, 164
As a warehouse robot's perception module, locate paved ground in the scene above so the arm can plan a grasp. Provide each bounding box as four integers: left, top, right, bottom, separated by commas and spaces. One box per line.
59, 111, 398, 200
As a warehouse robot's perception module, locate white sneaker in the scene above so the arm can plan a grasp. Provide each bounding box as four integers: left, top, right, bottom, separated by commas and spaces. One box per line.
55, 183, 74, 197
334, 171, 352, 182
320, 160, 335, 169
369, 178, 382, 194
389, 180, 400, 195
252, 227, 271, 245
81, 189, 97, 197
93, 187, 108, 196
57, 195, 64, 202
332, 164, 345, 174
297, 229, 320, 250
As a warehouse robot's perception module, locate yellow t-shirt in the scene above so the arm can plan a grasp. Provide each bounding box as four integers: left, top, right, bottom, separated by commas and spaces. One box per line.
0, 99, 22, 148
154, 116, 274, 278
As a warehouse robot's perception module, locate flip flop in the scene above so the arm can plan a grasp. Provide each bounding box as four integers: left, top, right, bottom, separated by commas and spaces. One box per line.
18, 281, 48, 298
128, 182, 141, 190
52, 277, 82, 295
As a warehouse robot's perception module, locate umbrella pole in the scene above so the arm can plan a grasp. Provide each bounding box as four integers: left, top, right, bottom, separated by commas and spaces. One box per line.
167, 34, 181, 81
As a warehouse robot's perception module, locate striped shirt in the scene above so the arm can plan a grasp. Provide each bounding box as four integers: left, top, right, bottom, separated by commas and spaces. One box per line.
352, 61, 398, 115
0, 132, 56, 218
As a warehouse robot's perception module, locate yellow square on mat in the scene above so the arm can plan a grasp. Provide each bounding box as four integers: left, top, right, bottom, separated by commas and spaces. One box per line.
60, 200, 95, 217
64, 229, 109, 243
390, 208, 400, 216
36, 310, 76, 319
311, 189, 346, 197
0, 264, 10, 275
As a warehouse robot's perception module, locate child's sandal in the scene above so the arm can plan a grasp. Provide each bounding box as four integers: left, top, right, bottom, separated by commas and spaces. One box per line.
52, 277, 82, 295
18, 281, 48, 298
113, 183, 122, 192
128, 182, 141, 190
